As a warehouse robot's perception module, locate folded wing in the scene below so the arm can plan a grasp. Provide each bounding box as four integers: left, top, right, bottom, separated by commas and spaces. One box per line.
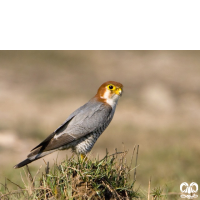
28, 100, 112, 157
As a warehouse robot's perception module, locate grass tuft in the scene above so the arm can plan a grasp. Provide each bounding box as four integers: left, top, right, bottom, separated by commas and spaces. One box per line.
0, 148, 140, 200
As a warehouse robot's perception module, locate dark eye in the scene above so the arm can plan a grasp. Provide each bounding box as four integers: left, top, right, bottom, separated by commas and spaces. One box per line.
109, 85, 113, 89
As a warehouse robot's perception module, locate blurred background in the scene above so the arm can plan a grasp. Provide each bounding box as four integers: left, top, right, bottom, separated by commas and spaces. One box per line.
0, 51, 200, 193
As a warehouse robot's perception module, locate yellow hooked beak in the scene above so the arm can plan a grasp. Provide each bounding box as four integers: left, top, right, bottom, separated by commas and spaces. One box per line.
114, 88, 123, 96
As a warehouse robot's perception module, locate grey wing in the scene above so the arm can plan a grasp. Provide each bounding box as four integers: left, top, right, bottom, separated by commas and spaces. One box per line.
45, 102, 112, 151
30, 102, 89, 152
54, 102, 89, 134
64, 102, 112, 138
29, 101, 112, 153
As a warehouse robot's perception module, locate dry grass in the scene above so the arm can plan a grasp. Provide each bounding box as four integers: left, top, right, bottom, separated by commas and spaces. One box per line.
0, 149, 141, 200
0, 51, 200, 195
0, 147, 182, 200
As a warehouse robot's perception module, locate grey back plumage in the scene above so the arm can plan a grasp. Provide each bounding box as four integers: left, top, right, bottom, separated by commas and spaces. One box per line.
14, 81, 123, 169
59, 99, 112, 137
28, 99, 113, 156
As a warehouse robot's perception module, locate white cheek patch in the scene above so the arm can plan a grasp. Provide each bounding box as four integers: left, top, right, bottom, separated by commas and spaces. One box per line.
101, 89, 110, 99
101, 89, 120, 109
106, 94, 120, 109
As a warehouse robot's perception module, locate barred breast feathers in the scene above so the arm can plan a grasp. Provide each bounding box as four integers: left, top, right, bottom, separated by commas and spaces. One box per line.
14, 81, 123, 169
28, 100, 112, 157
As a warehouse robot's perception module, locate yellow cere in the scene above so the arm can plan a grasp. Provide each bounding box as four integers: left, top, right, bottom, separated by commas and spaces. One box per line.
107, 84, 121, 95
115, 88, 122, 95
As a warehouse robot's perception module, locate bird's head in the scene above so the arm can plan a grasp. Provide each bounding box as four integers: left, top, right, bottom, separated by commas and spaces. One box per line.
95, 81, 123, 108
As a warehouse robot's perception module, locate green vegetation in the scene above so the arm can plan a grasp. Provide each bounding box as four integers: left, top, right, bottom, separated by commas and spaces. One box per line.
1, 51, 200, 199
0, 148, 181, 200
0, 150, 140, 199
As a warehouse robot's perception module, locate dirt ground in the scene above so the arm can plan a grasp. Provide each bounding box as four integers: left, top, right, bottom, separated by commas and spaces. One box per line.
0, 51, 200, 193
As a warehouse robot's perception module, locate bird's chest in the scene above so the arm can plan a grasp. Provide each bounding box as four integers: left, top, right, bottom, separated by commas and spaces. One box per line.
74, 112, 114, 154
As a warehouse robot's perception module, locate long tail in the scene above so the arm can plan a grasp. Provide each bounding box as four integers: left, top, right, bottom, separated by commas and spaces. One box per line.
14, 132, 58, 169
14, 148, 57, 169
14, 158, 34, 169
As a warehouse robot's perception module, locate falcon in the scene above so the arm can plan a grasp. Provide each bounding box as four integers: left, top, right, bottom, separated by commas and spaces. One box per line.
14, 81, 123, 168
